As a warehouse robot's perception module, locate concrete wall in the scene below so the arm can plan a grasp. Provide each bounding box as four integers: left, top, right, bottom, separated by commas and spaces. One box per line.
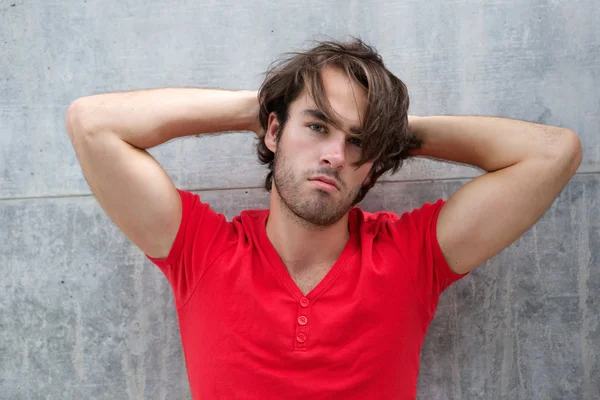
1, 1, 598, 399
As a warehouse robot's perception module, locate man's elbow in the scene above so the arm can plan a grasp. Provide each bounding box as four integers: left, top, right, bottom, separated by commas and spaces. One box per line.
546, 129, 583, 176
562, 129, 583, 171
66, 97, 98, 143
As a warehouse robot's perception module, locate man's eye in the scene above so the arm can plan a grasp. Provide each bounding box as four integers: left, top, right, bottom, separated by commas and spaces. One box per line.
349, 137, 363, 147
309, 124, 326, 133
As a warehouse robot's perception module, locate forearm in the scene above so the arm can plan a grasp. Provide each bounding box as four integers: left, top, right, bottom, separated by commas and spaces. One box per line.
409, 115, 573, 172
67, 88, 259, 149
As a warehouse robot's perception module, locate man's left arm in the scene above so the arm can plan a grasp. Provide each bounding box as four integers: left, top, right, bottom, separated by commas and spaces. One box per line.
409, 115, 583, 275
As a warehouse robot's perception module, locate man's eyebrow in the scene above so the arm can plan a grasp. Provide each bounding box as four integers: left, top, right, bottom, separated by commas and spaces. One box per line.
302, 109, 362, 135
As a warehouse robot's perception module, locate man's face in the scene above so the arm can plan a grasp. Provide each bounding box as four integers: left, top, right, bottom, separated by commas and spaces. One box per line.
265, 66, 374, 227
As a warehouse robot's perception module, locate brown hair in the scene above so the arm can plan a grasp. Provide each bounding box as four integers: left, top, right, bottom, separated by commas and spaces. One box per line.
256, 36, 421, 205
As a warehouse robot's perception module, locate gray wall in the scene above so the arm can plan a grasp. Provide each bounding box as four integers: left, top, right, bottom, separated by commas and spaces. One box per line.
1, 1, 598, 399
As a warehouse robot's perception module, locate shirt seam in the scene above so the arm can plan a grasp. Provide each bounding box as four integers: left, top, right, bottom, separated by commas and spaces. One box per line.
175, 241, 238, 312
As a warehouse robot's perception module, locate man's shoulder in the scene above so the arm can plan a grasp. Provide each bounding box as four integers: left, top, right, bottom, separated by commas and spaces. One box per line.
352, 199, 446, 221
351, 199, 446, 235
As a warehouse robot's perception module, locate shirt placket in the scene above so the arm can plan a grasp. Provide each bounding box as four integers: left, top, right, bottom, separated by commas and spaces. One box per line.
294, 296, 312, 351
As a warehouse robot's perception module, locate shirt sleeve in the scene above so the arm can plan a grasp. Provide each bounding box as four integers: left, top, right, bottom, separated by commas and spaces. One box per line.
387, 199, 469, 317
145, 189, 235, 307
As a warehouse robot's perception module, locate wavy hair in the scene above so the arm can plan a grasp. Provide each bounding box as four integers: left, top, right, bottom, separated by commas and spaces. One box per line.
256, 37, 421, 205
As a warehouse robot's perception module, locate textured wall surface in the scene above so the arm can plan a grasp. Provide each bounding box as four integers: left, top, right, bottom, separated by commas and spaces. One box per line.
1, 1, 598, 399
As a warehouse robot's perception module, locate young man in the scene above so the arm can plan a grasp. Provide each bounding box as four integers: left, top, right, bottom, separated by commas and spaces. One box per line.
66, 39, 582, 399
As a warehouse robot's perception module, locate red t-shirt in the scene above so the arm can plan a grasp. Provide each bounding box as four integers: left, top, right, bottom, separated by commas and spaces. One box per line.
146, 189, 468, 399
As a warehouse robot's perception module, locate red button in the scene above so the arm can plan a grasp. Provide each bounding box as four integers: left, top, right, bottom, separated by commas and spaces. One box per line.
298, 316, 307, 325
300, 298, 309, 307
296, 333, 306, 343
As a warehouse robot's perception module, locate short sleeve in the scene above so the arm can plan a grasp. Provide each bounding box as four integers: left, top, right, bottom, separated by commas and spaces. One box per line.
145, 189, 235, 307
387, 199, 469, 316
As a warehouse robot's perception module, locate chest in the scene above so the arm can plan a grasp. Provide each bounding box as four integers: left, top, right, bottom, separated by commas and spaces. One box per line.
185, 241, 433, 351
180, 265, 430, 386
189, 251, 430, 348
179, 285, 427, 398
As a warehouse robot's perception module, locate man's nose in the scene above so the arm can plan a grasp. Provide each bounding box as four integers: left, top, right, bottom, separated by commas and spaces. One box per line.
320, 136, 346, 169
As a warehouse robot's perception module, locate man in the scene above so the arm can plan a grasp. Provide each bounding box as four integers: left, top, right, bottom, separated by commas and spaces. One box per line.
65, 38, 582, 399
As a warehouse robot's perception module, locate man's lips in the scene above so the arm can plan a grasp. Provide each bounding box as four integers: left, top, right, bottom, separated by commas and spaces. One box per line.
309, 176, 339, 189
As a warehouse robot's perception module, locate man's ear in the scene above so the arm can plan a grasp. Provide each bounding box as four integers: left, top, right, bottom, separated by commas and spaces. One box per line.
265, 112, 280, 153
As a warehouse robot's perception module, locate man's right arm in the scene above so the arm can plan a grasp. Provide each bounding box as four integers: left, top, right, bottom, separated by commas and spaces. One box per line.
66, 88, 259, 259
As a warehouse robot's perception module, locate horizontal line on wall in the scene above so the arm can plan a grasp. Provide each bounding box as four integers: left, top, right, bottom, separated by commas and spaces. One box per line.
1, 170, 599, 202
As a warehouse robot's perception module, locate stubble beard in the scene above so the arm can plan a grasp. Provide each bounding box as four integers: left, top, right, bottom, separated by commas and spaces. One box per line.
272, 145, 361, 228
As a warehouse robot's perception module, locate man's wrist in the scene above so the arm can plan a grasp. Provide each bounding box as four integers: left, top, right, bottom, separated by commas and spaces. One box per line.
234, 90, 260, 133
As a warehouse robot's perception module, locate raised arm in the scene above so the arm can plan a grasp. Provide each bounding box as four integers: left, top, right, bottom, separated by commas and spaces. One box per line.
409, 115, 582, 275
66, 88, 259, 259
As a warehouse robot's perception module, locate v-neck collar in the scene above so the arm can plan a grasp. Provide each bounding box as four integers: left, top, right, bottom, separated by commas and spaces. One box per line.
257, 209, 360, 302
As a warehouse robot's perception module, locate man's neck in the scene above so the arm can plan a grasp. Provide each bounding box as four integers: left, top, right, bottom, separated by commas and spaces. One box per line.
265, 197, 350, 276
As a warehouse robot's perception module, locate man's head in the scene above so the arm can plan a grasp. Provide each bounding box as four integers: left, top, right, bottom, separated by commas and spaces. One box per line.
256, 37, 420, 227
